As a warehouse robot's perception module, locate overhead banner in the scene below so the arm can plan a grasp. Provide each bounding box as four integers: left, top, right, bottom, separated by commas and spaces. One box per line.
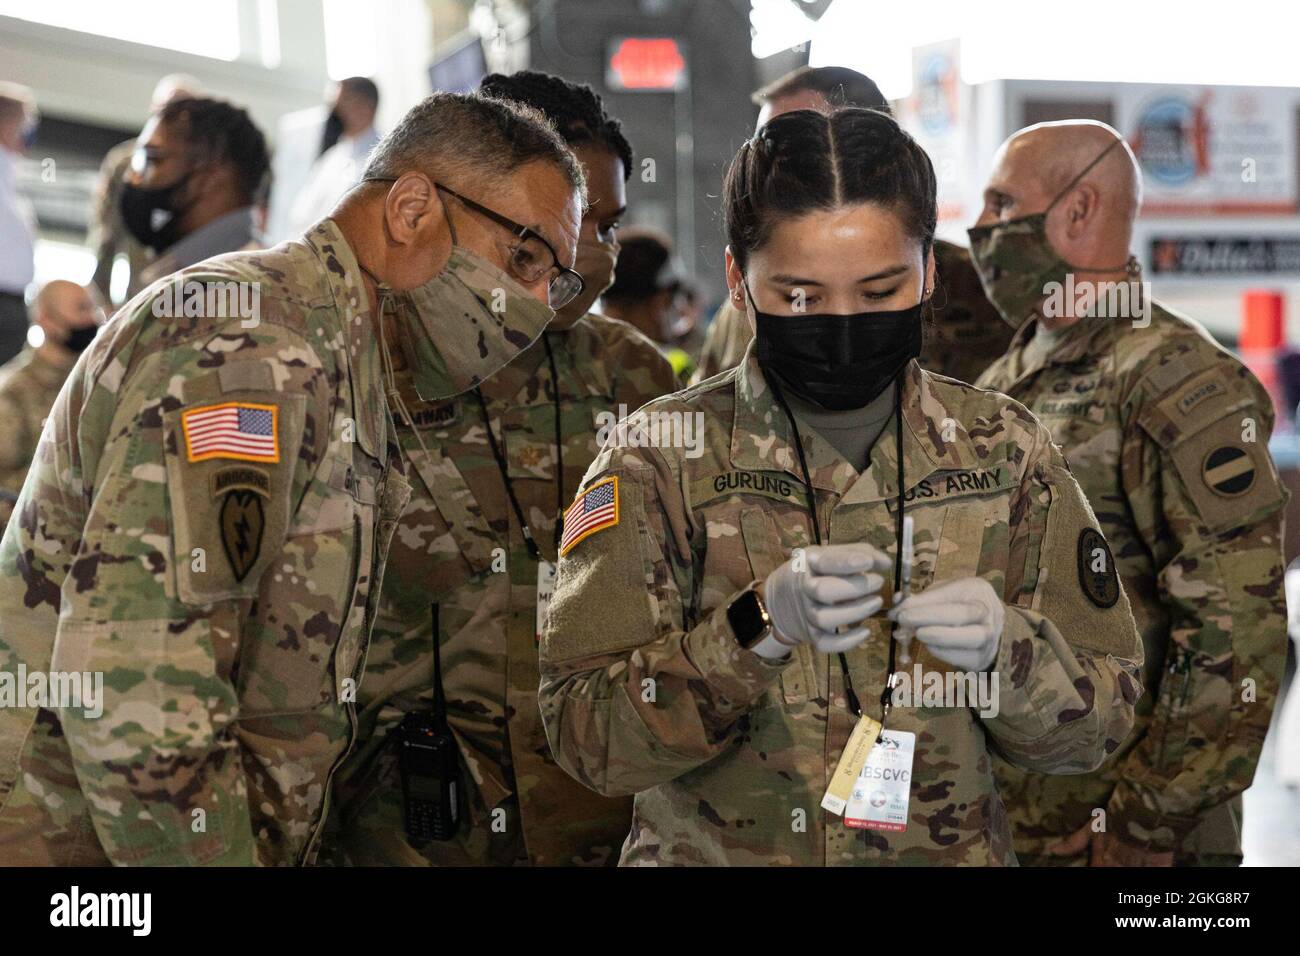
1120, 85, 1296, 216
1149, 235, 1300, 276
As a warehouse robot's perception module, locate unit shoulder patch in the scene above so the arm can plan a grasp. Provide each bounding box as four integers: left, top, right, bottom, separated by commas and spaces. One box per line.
1201, 445, 1255, 497
559, 475, 620, 556
1167, 413, 1286, 532
1076, 527, 1119, 608
220, 489, 266, 581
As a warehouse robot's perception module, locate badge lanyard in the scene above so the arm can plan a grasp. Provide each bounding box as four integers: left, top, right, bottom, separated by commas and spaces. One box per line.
766, 374, 905, 729
472, 332, 566, 558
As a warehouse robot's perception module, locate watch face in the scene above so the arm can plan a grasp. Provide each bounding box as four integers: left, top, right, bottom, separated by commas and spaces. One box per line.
727, 590, 766, 648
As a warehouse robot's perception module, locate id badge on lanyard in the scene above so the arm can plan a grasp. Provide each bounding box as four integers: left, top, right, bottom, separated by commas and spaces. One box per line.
845, 729, 915, 832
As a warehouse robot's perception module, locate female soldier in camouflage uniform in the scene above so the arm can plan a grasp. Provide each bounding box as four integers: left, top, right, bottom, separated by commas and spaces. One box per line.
539, 108, 1145, 866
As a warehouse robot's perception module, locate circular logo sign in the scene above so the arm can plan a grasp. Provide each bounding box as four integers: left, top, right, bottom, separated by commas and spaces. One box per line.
1133, 97, 1199, 187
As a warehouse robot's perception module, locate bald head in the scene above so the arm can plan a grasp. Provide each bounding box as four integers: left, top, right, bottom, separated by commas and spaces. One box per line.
976, 120, 1141, 270
31, 281, 100, 359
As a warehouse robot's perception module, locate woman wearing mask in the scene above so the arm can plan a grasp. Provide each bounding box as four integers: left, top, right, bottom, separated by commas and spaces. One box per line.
325, 71, 677, 866
539, 108, 1143, 866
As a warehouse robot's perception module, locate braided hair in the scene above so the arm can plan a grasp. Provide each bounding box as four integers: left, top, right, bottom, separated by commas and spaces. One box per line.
724, 107, 936, 272
157, 96, 271, 205
478, 70, 634, 182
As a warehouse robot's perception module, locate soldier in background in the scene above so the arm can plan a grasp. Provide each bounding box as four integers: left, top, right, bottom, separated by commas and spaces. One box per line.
692, 65, 1012, 386
326, 71, 676, 867
540, 108, 1143, 865
971, 120, 1288, 866
89, 74, 200, 307
0, 280, 102, 498
0, 92, 584, 866
120, 96, 270, 295
601, 227, 694, 382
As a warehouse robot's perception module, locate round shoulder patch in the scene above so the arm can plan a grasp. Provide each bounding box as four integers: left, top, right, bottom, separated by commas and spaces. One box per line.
1076, 527, 1119, 609
1201, 445, 1255, 497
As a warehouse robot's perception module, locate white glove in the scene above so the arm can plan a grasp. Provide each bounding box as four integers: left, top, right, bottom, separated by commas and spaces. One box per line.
756, 543, 891, 659
887, 577, 1005, 672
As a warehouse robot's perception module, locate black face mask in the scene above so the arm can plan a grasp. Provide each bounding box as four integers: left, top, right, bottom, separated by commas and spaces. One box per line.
62, 324, 98, 354
119, 175, 189, 253
747, 282, 925, 411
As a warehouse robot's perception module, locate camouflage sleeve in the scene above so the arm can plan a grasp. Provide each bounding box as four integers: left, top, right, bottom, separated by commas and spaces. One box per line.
539, 437, 790, 797
49, 306, 331, 864
982, 423, 1144, 774
0, 389, 29, 479
1108, 373, 1288, 851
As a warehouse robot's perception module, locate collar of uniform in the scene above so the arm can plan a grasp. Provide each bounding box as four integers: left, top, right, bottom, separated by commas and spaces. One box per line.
848, 360, 979, 503
730, 348, 953, 496
479, 317, 613, 407
302, 217, 386, 460
1013, 312, 1115, 373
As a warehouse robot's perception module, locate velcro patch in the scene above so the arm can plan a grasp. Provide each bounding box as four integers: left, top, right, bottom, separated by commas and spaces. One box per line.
1169, 414, 1286, 532
559, 476, 619, 556
182, 401, 279, 463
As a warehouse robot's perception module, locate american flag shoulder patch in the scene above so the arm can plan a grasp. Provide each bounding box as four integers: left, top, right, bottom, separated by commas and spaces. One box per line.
559, 475, 619, 557
181, 401, 280, 463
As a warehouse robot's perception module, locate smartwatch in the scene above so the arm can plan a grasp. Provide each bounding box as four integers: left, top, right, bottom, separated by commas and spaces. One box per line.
727, 586, 773, 649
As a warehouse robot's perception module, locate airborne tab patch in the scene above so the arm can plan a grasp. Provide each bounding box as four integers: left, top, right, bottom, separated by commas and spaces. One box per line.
182, 401, 279, 463
559, 476, 619, 556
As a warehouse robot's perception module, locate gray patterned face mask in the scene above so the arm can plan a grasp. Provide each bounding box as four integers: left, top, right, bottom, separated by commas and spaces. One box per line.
967, 139, 1131, 330
399, 245, 554, 402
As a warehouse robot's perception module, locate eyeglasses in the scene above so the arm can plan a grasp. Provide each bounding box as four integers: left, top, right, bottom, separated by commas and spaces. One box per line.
436, 184, 584, 309
361, 177, 584, 309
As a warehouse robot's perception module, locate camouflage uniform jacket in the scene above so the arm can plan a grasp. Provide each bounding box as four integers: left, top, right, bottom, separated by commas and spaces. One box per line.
326, 312, 677, 865
540, 349, 1144, 865
0, 346, 74, 495
977, 302, 1289, 861
0, 219, 536, 866
690, 241, 1014, 385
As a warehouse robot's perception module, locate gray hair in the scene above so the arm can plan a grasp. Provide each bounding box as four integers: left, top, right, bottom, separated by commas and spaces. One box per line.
364, 91, 585, 197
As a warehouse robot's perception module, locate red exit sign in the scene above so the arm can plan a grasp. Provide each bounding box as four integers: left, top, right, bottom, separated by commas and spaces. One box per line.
606, 37, 688, 91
